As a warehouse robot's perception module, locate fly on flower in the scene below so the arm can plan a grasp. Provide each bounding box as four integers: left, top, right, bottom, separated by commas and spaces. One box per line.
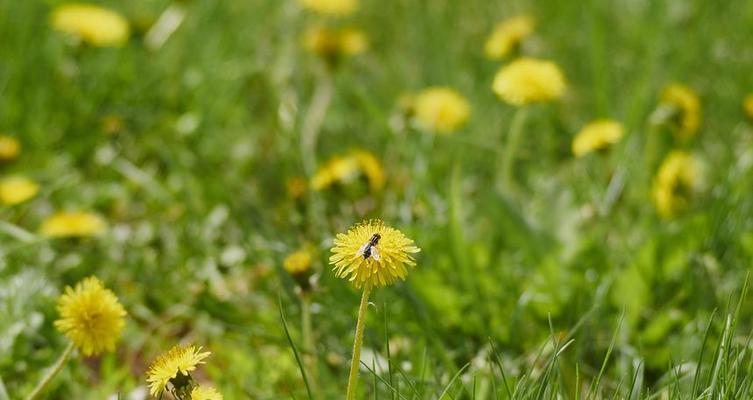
356, 233, 381, 261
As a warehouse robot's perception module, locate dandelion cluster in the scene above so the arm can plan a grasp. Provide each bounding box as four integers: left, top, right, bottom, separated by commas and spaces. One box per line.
572, 119, 625, 157
484, 15, 534, 60
54, 276, 127, 356
492, 58, 566, 106
51, 3, 130, 47
413, 87, 471, 134
329, 220, 420, 288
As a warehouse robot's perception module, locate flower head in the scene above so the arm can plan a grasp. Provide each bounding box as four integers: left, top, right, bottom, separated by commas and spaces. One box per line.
653, 151, 703, 218
299, 0, 358, 16
572, 119, 625, 157
51, 3, 130, 47
302, 25, 367, 64
654, 83, 701, 141
352, 150, 385, 191
191, 386, 223, 400
41, 211, 106, 238
484, 15, 534, 59
284, 248, 314, 276
492, 58, 566, 106
743, 94, 753, 121
0, 176, 39, 206
146, 344, 211, 397
330, 220, 420, 288
54, 276, 126, 356
0, 135, 20, 161
311, 150, 384, 192
413, 87, 471, 134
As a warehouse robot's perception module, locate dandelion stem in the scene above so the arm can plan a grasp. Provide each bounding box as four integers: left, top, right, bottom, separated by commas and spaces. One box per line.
346, 285, 372, 400
24, 341, 75, 400
301, 295, 318, 396
500, 107, 529, 190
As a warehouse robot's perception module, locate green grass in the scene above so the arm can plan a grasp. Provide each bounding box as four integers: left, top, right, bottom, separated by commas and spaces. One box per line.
2, 0, 753, 398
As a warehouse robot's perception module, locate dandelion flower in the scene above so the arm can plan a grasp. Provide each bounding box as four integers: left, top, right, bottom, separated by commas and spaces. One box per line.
41, 211, 106, 238
572, 119, 625, 157
51, 3, 130, 47
352, 150, 385, 191
655, 83, 701, 141
302, 25, 367, 63
0, 176, 39, 206
191, 386, 223, 400
492, 58, 566, 106
0, 135, 20, 161
146, 344, 211, 397
284, 248, 314, 276
311, 155, 360, 190
299, 0, 358, 16
484, 15, 534, 60
743, 94, 753, 121
653, 150, 702, 218
330, 220, 420, 288
413, 87, 471, 134
54, 276, 126, 356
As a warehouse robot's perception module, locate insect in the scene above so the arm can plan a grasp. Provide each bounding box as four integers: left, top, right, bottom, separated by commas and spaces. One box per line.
356, 233, 381, 261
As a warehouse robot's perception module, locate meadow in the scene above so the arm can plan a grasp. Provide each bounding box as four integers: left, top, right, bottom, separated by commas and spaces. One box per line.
2, 0, 753, 398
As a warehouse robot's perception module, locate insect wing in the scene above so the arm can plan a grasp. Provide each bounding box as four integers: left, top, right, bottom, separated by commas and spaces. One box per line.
370, 247, 381, 261
356, 243, 369, 257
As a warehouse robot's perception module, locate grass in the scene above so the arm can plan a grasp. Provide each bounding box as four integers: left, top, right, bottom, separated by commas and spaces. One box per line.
2, 0, 753, 398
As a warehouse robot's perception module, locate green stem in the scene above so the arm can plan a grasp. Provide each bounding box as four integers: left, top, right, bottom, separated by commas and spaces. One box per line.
24, 342, 75, 400
346, 286, 372, 400
500, 107, 529, 190
301, 295, 318, 397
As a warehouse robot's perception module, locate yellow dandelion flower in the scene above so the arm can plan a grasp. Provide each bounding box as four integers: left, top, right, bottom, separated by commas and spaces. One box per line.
492, 58, 566, 106
413, 87, 471, 134
284, 248, 313, 276
191, 386, 223, 400
657, 83, 701, 141
0, 176, 39, 206
54, 276, 127, 356
352, 150, 385, 191
51, 3, 130, 47
299, 0, 358, 16
0, 135, 20, 161
484, 15, 534, 60
572, 119, 625, 157
41, 211, 106, 238
311, 155, 360, 190
302, 25, 367, 62
743, 94, 753, 121
146, 344, 211, 397
329, 220, 420, 288
653, 150, 702, 218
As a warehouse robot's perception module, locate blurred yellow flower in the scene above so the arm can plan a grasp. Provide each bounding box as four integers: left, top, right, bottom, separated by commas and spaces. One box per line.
653, 151, 702, 218
51, 3, 130, 47
743, 94, 753, 120
329, 219, 420, 288
284, 248, 313, 276
572, 119, 625, 157
191, 386, 223, 400
299, 0, 357, 16
484, 15, 534, 59
286, 176, 307, 200
413, 87, 471, 134
146, 344, 211, 397
657, 83, 701, 141
311, 150, 384, 192
0, 176, 39, 206
0, 135, 20, 161
492, 58, 566, 106
41, 211, 106, 238
54, 276, 126, 356
302, 25, 367, 62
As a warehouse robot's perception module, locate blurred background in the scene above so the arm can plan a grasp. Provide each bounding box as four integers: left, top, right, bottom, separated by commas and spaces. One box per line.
2, 0, 753, 398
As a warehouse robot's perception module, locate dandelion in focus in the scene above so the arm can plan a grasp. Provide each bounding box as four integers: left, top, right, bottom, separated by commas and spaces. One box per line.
41, 211, 106, 238
484, 15, 534, 60
0, 176, 39, 206
0, 135, 20, 162
311, 150, 384, 192
51, 3, 130, 47
146, 344, 211, 397
299, 0, 358, 16
302, 25, 367, 66
55, 276, 127, 356
413, 87, 471, 134
653, 150, 703, 218
190, 386, 223, 400
743, 94, 753, 121
572, 119, 625, 157
492, 58, 566, 106
652, 83, 701, 141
